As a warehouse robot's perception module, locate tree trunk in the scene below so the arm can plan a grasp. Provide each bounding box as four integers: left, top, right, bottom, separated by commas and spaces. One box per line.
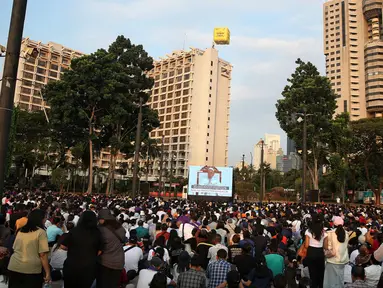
87, 138, 93, 194
86, 108, 95, 194
105, 155, 112, 195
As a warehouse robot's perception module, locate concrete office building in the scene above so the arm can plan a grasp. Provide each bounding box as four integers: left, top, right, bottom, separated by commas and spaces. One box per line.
146, 48, 232, 179
324, 0, 383, 119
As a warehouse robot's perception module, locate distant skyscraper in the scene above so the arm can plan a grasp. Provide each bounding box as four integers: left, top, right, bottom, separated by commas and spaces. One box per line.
323, 0, 383, 119
287, 137, 296, 155
265, 134, 281, 151
253, 134, 282, 170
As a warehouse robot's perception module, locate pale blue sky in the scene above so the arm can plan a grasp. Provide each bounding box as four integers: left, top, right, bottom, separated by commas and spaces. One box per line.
0, 0, 326, 166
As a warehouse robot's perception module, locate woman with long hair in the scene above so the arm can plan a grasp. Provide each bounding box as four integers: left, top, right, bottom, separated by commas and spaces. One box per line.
8, 209, 50, 288
323, 216, 349, 287
97, 209, 125, 288
62, 210, 102, 288
304, 214, 328, 288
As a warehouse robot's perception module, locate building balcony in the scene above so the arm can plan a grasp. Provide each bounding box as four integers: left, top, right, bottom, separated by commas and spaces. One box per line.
366, 98, 383, 112
363, 0, 383, 19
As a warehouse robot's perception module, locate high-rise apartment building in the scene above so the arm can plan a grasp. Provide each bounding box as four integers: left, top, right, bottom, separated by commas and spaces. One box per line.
146, 48, 232, 179
14, 38, 84, 111
12, 38, 122, 174
324, 0, 383, 119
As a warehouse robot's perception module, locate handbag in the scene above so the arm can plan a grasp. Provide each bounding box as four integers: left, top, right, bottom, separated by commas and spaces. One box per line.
297, 243, 307, 260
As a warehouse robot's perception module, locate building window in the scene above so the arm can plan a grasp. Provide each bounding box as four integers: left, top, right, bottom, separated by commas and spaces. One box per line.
208, 117, 210, 121
206, 149, 208, 152
208, 109, 210, 113
209, 102, 211, 105
206, 157, 208, 161
211, 61, 213, 66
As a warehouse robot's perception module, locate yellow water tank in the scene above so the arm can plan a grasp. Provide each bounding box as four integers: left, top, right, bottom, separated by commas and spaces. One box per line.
213, 27, 230, 45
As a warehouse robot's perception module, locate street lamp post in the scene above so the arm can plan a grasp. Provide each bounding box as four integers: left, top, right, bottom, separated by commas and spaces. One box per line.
296, 112, 313, 203
158, 136, 164, 193
132, 97, 143, 198
260, 139, 265, 202
0, 0, 28, 198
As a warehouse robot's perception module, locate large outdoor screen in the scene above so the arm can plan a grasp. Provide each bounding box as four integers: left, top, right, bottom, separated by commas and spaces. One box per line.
188, 165, 233, 197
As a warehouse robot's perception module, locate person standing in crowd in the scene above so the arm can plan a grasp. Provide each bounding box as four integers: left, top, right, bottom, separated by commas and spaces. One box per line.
62, 210, 103, 288
97, 209, 126, 288
207, 249, 232, 288
324, 216, 349, 287
304, 214, 327, 288
7, 209, 50, 288
177, 255, 206, 288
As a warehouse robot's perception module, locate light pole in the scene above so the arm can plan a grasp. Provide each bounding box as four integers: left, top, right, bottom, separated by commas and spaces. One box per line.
158, 136, 164, 193
169, 152, 176, 195
260, 139, 265, 202
132, 96, 143, 198
296, 112, 313, 203
0, 0, 28, 198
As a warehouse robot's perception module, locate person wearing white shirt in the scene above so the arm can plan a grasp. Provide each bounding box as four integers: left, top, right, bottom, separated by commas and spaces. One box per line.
123, 237, 143, 275
178, 221, 198, 241
136, 257, 175, 288
365, 255, 382, 288
207, 234, 228, 263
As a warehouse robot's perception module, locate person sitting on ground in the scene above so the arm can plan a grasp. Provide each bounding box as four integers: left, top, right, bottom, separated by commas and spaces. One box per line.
46, 217, 63, 247
207, 249, 232, 288
136, 257, 175, 288
345, 265, 369, 288
177, 255, 206, 288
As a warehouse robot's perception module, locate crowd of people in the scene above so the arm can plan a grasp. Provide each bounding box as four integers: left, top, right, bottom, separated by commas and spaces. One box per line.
0, 192, 382, 288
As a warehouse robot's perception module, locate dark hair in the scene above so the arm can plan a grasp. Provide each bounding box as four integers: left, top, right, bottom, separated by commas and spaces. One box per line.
52, 217, 61, 225
149, 272, 167, 288
298, 277, 311, 288
274, 274, 287, 288
53, 233, 69, 252
77, 211, 98, 230
309, 217, 324, 241
217, 249, 227, 259
335, 225, 346, 243
242, 243, 252, 254
20, 209, 45, 233
161, 223, 167, 231
351, 265, 365, 280
190, 255, 201, 267
232, 234, 240, 244
154, 247, 165, 259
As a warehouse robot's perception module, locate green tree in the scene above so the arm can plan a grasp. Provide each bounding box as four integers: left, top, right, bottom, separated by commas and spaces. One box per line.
326, 113, 353, 202
11, 108, 56, 185
51, 167, 68, 193
349, 118, 383, 204
276, 59, 337, 190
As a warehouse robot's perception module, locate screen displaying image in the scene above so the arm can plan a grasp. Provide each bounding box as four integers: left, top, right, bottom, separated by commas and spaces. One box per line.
188, 165, 233, 197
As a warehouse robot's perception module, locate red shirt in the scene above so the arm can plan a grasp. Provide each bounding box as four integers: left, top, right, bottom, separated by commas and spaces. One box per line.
156, 231, 170, 241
